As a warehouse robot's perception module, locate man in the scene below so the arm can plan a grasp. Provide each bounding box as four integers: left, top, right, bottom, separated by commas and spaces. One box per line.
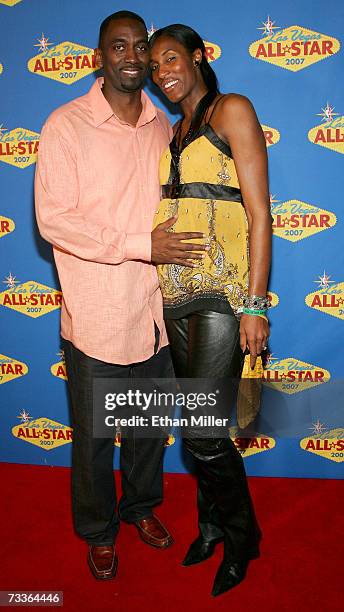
35, 11, 206, 581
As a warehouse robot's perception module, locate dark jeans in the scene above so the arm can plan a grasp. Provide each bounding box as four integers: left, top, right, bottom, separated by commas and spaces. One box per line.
165, 311, 261, 558
63, 338, 174, 546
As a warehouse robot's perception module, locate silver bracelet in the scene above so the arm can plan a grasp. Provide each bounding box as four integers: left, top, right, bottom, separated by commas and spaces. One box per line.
242, 295, 270, 310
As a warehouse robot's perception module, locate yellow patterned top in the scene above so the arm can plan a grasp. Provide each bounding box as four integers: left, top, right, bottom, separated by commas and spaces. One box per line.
153, 124, 250, 319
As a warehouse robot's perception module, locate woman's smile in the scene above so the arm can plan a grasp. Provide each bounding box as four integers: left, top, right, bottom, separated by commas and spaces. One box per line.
162, 78, 179, 91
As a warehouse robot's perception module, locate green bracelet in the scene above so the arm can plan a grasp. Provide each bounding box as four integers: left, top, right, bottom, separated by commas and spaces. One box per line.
242, 307, 267, 316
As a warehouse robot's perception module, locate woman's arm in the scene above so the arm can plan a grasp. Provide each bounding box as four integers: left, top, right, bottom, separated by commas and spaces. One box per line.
213, 94, 272, 367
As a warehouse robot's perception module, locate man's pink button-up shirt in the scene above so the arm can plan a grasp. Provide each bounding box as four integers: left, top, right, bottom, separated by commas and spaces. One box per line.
35, 77, 172, 365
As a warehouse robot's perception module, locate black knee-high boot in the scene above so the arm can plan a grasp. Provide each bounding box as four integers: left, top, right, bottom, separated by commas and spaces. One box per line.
210, 439, 261, 596
183, 437, 261, 595
182, 439, 224, 566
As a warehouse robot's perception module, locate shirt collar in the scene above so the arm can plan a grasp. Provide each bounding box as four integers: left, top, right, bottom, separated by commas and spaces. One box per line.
88, 77, 157, 128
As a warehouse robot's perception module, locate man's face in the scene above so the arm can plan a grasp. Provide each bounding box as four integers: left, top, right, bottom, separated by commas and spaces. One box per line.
95, 17, 149, 92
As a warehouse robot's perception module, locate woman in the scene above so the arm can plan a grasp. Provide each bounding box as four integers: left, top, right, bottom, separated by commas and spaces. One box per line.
150, 24, 271, 597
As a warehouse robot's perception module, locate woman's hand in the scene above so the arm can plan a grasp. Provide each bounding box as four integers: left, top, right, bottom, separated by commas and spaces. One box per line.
239, 314, 269, 369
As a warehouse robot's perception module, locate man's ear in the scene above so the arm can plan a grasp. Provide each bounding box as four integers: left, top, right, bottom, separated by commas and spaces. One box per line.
94, 48, 103, 69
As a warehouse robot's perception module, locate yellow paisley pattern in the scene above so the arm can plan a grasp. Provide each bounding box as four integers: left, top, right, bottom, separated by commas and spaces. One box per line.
154, 129, 250, 315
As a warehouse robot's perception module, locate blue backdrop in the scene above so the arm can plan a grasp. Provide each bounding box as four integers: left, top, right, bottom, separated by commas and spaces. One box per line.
1, 0, 343, 478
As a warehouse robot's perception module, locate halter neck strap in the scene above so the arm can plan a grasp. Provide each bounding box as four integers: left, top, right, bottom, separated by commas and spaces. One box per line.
205, 94, 226, 125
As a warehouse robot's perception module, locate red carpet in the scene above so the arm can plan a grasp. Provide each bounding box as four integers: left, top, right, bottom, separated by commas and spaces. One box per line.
1, 463, 342, 611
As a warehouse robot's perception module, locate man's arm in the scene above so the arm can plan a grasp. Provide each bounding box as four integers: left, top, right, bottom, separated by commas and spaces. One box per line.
35, 121, 151, 264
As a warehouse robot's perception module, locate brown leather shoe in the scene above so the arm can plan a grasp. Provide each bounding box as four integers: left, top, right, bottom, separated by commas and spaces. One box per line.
135, 515, 173, 549
87, 545, 118, 580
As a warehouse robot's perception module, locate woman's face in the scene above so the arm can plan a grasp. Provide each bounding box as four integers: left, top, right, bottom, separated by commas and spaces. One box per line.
150, 36, 201, 103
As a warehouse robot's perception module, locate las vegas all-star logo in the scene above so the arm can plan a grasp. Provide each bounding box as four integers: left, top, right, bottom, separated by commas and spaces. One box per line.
28, 33, 97, 85
0, 273, 62, 318
230, 427, 276, 457
263, 354, 330, 394
308, 103, 344, 154
0, 215, 15, 239
12, 410, 72, 451
0, 123, 39, 169
305, 271, 344, 321
270, 195, 336, 242
301, 421, 344, 463
0, 353, 28, 385
249, 16, 340, 71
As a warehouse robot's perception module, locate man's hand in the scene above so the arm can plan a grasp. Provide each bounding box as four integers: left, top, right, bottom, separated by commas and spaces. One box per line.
240, 314, 269, 369
151, 216, 209, 267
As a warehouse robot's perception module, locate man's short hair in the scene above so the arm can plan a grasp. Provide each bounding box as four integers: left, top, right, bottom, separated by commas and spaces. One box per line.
98, 11, 147, 48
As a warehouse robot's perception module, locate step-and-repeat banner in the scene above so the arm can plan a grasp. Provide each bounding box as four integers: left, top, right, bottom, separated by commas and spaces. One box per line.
1, 0, 343, 478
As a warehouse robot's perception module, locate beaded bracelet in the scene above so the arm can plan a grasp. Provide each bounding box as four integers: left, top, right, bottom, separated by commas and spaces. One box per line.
242, 295, 270, 311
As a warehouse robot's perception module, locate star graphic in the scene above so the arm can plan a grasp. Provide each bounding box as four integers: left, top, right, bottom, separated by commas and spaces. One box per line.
316, 102, 339, 123
3, 272, 20, 289
17, 409, 31, 424
280, 373, 287, 380
34, 32, 53, 52
258, 16, 280, 36
11, 145, 18, 154
283, 218, 291, 226
314, 270, 335, 290
269, 194, 280, 205
147, 23, 156, 40
309, 419, 327, 435
283, 45, 291, 54
57, 60, 65, 69
337, 297, 344, 305
0, 124, 7, 136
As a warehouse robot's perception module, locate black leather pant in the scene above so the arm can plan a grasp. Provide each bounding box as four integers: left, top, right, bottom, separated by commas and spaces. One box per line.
166, 311, 261, 560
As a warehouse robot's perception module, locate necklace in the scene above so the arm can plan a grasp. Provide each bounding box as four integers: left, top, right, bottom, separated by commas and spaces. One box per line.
169, 90, 218, 197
